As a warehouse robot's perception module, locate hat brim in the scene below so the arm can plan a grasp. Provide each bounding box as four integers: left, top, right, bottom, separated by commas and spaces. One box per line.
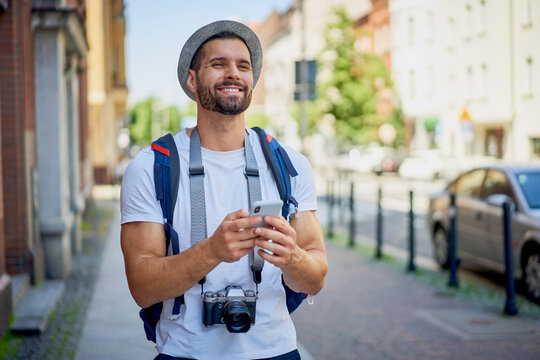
178, 20, 263, 101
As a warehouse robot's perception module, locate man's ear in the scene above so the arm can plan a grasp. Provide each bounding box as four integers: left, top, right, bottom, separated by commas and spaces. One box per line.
187, 69, 197, 93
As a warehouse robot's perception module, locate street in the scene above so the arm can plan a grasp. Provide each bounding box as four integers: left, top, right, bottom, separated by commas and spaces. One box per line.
316, 171, 446, 259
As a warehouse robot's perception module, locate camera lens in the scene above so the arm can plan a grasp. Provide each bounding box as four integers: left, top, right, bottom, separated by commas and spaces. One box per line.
254, 206, 260, 213
223, 301, 251, 333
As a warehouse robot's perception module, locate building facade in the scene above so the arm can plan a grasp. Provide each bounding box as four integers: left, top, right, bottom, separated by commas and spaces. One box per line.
389, 0, 540, 164
87, 0, 128, 184
260, 0, 372, 155
0, 0, 125, 337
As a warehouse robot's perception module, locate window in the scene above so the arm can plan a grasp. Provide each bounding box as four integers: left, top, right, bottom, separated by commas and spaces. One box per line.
447, 17, 456, 51
477, 0, 487, 35
466, 66, 474, 101
524, 57, 533, 96
426, 10, 435, 43
482, 170, 514, 200
485, 128, 504, 158
515, 171, 540, 209
408, 17, 415, 45
479, 63, 488, 100
456, 169, 486, 197
531, 138, 540, 159
465, 3, 474, 40
409, 69, 415, 99
522, 0, 533, 26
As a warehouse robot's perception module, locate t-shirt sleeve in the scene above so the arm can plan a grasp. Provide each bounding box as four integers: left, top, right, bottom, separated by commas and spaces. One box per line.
286, 146, 318, 214
120, 148, 164, 225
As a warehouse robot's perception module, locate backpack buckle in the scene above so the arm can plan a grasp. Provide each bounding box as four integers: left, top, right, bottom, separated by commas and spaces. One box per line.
189, 166, 205, 176
244, 167, 259, 177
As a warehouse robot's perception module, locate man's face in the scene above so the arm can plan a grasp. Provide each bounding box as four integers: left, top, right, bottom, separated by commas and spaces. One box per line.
193, 38, 253, 115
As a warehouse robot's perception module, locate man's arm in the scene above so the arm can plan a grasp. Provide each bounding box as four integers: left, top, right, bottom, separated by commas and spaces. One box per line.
253, 210, 327, 295
121, 209, 265, 308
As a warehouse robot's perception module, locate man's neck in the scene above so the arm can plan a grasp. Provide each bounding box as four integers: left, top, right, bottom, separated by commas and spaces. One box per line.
192, 109, 246, 151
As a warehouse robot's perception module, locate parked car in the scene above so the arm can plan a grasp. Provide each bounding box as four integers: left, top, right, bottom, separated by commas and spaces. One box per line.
398, 150, 445, 180
338, 146, 400, 174
427, 165, 540, 303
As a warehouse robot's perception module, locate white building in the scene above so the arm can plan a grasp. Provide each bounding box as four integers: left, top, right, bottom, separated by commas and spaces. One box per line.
391, 0, 540, 163
389, 0, 444, 151
513, 0, 540, 161
262, 0, 371, 154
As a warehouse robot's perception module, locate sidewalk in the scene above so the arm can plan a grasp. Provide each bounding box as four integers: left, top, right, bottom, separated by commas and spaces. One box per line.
75, 205, 156, 360
291, 239, 540, 360
74, 200, 540, 360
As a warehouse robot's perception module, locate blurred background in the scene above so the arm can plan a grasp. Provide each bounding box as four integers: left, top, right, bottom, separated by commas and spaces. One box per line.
0, 0, 539, 344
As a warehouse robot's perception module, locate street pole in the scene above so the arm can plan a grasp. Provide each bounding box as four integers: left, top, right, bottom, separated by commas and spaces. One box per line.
299, 0, 308, 155
348, 182, 356, 248
448, 192, 459, 287
407, 190, 416, 272
375, 185, 383, 259
502, 199, 518, 316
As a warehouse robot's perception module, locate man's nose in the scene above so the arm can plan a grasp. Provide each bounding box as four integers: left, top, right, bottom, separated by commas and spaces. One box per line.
225, 64, 240, 79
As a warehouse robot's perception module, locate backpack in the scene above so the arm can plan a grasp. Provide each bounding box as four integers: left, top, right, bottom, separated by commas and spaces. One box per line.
140, 127, 307, 343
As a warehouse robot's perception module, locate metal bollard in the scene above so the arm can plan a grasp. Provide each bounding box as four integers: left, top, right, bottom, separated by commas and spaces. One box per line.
327, 179, 334, 239
502, 199, 518, 316
375, 186, 383, 259
348, 182, 356, 247
407, 190, 416, 272
448, 192, 459, 287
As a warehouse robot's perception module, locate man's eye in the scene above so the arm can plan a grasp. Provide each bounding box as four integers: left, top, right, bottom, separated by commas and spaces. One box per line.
213, 63, 224, 68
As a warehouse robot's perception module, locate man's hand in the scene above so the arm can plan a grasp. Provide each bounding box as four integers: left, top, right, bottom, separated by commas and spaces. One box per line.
253, 210, 327, 295
252, 215, 300, 268
208, 209, 267, 263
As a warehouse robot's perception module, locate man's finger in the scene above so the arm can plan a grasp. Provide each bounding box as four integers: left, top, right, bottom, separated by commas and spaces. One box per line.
223, 208, 249, 222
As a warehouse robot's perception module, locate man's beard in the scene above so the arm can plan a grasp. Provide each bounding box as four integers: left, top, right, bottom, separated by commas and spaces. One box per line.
196, 80, 252, 115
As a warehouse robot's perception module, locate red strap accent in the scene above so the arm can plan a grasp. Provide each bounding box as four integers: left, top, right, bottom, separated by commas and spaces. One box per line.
151, 143, 170, 156
266, 134, 274, 143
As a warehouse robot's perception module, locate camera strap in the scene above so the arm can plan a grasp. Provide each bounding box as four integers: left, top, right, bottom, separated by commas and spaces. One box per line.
189, 127, 264, 291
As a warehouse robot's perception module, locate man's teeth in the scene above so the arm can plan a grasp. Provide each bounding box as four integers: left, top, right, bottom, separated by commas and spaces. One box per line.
222, 88, 239, 92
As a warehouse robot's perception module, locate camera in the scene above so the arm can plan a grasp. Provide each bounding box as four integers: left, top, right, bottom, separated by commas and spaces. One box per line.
202, 285, 257, 333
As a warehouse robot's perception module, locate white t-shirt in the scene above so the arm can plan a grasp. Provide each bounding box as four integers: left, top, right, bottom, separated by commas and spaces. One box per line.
120, 128, 318, 360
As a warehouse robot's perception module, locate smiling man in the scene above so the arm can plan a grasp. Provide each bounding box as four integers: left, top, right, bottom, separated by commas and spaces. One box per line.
120, 20, 327, 360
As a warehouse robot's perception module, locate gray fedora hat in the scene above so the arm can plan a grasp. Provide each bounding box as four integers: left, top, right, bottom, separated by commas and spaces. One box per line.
177, 20, 263, 101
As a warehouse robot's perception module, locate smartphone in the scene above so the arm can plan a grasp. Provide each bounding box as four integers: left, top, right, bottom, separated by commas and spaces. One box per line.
246, 200, 283, 228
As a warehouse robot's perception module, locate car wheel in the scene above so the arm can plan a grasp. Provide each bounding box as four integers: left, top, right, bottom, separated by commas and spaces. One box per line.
522, 248, 540, 304
433, 226, 450, 269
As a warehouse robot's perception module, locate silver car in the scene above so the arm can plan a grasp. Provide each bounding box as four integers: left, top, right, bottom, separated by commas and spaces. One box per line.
428, 165, 540, 303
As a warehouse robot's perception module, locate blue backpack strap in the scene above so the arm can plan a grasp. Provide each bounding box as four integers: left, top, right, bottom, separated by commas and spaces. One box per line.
140, 133, 183, 343
251, 127, 298, 219
251, 127, 307, 313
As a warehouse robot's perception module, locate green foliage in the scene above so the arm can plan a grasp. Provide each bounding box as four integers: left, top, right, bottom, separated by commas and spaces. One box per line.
128, 97, 155, 145
317, 7, 405, 148
128, 97, 189, 145
246, 112, 270, 130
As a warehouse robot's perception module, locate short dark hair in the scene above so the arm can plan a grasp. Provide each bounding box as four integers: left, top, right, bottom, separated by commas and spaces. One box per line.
189, 31, 251, 71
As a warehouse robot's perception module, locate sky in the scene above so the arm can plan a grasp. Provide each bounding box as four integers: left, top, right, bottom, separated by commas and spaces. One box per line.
125, 0, 294, 110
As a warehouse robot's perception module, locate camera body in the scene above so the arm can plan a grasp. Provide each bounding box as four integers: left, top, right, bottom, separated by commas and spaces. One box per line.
202, 285, 257, 333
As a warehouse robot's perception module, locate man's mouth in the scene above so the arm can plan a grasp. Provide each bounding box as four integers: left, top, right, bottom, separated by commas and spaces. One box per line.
219, 87, 241, 93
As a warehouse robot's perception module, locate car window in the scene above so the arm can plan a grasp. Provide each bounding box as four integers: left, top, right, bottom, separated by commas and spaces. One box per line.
515, 171, 540, 209
455, 169, 486, 197
482, 170, 515, 202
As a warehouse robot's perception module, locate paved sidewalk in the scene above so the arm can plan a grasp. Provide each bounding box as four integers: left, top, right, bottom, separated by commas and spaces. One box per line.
75, 206, 157, 360
74, 201, 540, 360
291, 240, 540, 360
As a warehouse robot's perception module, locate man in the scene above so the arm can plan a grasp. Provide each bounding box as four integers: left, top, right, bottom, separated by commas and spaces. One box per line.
120, 20, 327, 360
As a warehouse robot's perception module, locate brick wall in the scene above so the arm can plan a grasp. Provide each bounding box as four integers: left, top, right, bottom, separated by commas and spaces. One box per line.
0, 95, 4, 275
0, 0, 38, 276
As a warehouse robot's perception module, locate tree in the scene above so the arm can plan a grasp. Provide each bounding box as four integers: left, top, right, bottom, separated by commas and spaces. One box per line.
317, 7, 404, 148
128, 97, 191, 145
